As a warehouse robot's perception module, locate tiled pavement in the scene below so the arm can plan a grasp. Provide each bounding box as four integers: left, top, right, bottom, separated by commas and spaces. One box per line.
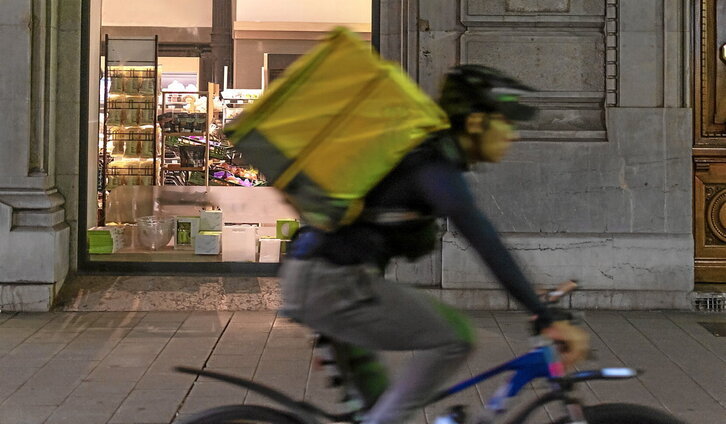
0, 310, 724, 424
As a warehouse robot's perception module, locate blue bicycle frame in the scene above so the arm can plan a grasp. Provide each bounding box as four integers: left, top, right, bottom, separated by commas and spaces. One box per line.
434, 344, 564, 414
176, 342, 640, 424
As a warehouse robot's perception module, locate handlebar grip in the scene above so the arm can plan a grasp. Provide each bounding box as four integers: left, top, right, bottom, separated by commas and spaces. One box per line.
544, 280, 577, 303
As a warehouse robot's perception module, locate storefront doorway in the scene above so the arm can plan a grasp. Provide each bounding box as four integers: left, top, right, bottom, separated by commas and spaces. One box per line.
79, 0, 375, 273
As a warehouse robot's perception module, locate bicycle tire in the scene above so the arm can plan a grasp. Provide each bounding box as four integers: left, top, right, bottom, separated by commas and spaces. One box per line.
178, 404, 307, 424
551, 402, 687, 424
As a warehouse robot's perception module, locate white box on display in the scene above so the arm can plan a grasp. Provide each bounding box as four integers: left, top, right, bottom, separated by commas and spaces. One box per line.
258, 238, 282, 263
222, 224, 258, 262
200, 209, 224, 231
195, 231, 222, 255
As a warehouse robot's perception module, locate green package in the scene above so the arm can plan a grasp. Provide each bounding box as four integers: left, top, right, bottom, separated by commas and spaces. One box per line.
276, 219, 299, 241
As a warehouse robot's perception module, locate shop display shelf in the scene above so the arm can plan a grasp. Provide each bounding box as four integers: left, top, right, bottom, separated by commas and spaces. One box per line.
98, 36, 162, 226
106, 167, 155, 176
108, 133, 155, 142
107, 95, 157, 99
106, 105, 157, 110
107, 75, 156, 80
210, 176, 245, 186
106, 125, 157, 130
91, 246, 223, 263
164, 164, 205, 172
163, 132, 207, 137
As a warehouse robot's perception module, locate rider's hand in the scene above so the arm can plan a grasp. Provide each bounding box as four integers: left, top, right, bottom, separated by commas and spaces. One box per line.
540, 320, 590, 369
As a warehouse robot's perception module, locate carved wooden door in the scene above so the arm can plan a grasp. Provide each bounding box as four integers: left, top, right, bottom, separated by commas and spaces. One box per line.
695, 0, 726, 283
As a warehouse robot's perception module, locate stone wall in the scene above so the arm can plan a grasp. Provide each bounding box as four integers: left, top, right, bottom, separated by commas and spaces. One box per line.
0, 0, 695, 310
0, 0, 77, 310
382, 0, 694, 309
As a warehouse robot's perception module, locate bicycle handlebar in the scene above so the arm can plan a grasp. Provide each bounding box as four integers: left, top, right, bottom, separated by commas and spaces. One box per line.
539, 280, 577, 305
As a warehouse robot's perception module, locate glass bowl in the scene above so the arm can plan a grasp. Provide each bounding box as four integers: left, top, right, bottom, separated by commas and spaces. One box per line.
135, 216, 175, 250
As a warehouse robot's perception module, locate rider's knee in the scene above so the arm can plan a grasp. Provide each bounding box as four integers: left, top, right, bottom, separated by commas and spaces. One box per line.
454, 338, 475, 357
448, 318, 475, 357
440, 337, 474, 360
432, 302, 476, 354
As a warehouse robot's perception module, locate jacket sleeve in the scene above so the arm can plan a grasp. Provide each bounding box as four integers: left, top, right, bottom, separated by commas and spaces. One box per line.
413, 161, 553, 324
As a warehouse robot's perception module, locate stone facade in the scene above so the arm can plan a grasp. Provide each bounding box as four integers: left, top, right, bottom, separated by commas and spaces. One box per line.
0, 0, 76, 311
0, 0, 695, 310
382, 0, 694, 309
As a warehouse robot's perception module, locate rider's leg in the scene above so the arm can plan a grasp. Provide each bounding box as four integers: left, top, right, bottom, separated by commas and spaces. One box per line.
280, 258, 474, 424
330, 340, 389, 409
361, 300, 473, 424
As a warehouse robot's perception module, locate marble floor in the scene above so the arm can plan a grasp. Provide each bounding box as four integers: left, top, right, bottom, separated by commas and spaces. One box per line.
54, 274, 282, 312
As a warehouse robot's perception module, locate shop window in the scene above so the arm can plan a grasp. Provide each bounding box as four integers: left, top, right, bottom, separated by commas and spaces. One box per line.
83, 0, 373, 271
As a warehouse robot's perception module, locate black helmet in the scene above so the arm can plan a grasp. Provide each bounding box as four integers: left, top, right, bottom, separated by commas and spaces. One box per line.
438, 64, 537, 122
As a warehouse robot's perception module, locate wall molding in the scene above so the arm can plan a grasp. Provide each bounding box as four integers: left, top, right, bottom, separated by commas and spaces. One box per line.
458, 0, 610, 142
232, 22, 371, 41
696, 0, 726, 140
605, 0, 618, 106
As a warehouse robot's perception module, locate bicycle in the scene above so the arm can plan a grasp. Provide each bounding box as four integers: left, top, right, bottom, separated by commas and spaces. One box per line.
174, 282, 687, 424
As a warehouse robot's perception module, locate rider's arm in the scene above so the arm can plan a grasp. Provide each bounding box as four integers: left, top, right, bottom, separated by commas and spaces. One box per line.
413, 161, 553, 326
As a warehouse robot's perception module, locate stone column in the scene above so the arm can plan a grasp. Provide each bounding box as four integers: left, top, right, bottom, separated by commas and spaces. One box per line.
211, 0, 233, 87
378, 0, 421, 77
0, 0, 71, 311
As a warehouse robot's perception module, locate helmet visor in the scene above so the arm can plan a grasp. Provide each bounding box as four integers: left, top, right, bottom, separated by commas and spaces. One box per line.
484, 88, 537, 121
495, 98, 537, 121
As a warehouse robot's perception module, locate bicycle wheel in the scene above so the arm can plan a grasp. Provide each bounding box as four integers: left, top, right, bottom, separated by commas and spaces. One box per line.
178, 404, 306, 424
573, 402, 686, 424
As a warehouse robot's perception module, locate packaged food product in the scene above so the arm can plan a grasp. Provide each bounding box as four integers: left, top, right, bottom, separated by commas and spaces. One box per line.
127, 162, 140, 185
175, 216, 200, 250
111, 140, 125, 157
139, 107, 154, 126
124, 139, 140, 158
140, 159, 154, 174
109, 75, 124, 94
106, 161, 118, 190
140, 139, 154, 158
107, 109, 122, 126
130, 106, 141, 127
139, 78, 155, 95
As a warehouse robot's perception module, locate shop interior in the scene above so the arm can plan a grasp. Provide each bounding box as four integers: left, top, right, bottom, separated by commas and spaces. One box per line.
87, 0, 372, 264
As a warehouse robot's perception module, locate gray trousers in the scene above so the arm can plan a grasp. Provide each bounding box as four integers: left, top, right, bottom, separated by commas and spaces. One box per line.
279, 258, 474, 424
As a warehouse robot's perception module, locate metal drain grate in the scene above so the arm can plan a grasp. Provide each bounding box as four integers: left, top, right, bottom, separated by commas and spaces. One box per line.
693, 293, 726, 312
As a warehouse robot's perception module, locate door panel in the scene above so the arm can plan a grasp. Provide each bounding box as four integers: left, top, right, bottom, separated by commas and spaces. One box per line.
695, 0, 726, 282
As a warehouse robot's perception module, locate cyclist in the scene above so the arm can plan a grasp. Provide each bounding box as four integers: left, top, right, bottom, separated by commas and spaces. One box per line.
279, 64, 590, 424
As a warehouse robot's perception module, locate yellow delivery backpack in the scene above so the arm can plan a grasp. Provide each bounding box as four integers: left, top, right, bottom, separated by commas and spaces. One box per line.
224, 27, 449, 231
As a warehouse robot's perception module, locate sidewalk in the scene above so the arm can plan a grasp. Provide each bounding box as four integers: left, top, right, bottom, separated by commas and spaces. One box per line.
0, 310, 724, 424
